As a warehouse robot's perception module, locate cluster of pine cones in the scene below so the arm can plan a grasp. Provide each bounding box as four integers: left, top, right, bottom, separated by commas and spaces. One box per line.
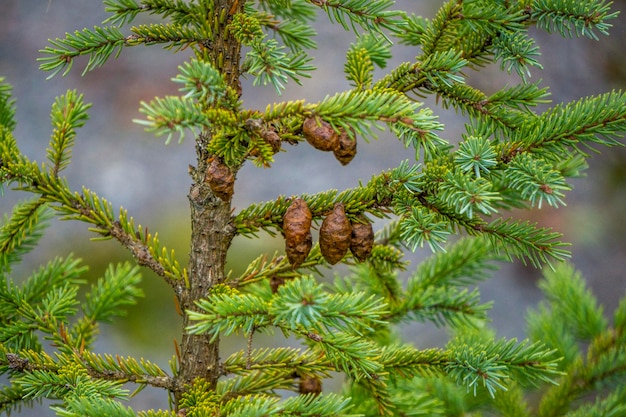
283, 198, 374, 268
302, 116, 357, 165
205, 115, 358, 202
204, 116, 369, 268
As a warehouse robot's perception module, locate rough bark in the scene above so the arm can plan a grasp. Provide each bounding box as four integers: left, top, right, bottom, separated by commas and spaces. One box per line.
173, 0, 243, 407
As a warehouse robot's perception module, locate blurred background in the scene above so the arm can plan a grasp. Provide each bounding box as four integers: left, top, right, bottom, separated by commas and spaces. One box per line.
1, 0, 625, 413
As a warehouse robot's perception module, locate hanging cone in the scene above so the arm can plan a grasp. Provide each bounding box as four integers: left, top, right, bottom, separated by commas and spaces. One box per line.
333, 128, 357, 165
261, 127, 281, 153
302, 116, 339, 152
350, 216, 374, 262
299, 375, 322, 396
283, 198, 313, 268
206, 157, 234, 202
319, 202, 352, 265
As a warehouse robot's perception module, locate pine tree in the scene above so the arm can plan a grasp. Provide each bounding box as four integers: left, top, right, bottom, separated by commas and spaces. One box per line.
1, 0, 626, 416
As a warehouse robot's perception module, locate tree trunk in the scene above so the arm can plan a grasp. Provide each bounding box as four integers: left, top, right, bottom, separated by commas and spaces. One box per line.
174, 0, 243, 407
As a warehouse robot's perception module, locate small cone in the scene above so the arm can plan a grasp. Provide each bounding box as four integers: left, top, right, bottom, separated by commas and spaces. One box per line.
299, 375, 322, 396
350, 216, 374, 262
319, 203, 352, 265
302, 116, 339, 152
333, 128, 357, 165
283, 198, 313, 268
206, 157, 234, 202
262, 128, 281, 153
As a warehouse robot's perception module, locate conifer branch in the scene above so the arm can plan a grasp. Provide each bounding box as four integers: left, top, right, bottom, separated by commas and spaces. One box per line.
47, 91, 91, 176
233, 188, 376, 238
342, 247, 407, 307
531, 0, 619, 40
422, 81, 528, 136
83, 263, 144, 325
234, 159, 572, 267
188, 276, 388, 341
445, 337, 562, 398
50, 189, 182, 286
217, 371, 298, 402
504, 153, 570, 209
187, 292, 270, 341
0, 199, 52, 271
257, 0, 318, 23
460, 1, 527, 35
233, 163, 419, 238
51, 396, 137, 417
2, 135, 184, 286
379, 345, 446, 379
416, 0, 463, 56
375, 61, 537, 140
303, 330, 383, 380
0, 255, 88, 353
1, 350, 131, 402
527, 264, 626, 417
38, 25, 207, 79
492, 31, 543, 79
220, 392, 354, 417
103, 0, 196, 27
231, 246, 327, 288
439, 173, 501, 217
222, 347, 330, 377
38, 26, 127, 78
354, 377, 397, 416
399, 286, 492, 328
409, 236, 500, 288
78, 352, 174, 390
135, 95, 208, 144
564, 388, 626, 417
271, 276, 388, 334
227, 12, 315, 93
243, 39, 315, 93
344, 38, 377, 89
127, 23, 208, 50
4, 166, 183, 287
308, 0, 405, 35
1, 350, 173, 395
172, 59, 240, 110
477, 218, 570, 267
249, 8, 318, 51
1, 259, 144, 360
0, 381, 30, 416
488, 81, 551, 112
0, 77, 17, 132
392, 14, 428, 46
517, 90, 626, 157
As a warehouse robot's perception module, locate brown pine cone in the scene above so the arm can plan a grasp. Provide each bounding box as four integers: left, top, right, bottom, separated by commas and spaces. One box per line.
302, 116, 339, 152
269, 275, 286, 293
299, 375, 322, 396
319, 203, 352, 265
283, 198, 313, 268
350, 216, 374, 262
261, 128, 281, 153
206, 157, 234, 202
333, 128, 357, 165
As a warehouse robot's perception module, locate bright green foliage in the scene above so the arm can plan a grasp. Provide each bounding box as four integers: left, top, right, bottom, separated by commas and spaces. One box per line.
47, 91, 91, 176
1, 0, 626, 416
532, 0, 619, 40
527, 263, 626, 417
0, 247, 145, 410
0, 201, 52, 271
236, 19, 315, 92
0, 79, 16, 133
